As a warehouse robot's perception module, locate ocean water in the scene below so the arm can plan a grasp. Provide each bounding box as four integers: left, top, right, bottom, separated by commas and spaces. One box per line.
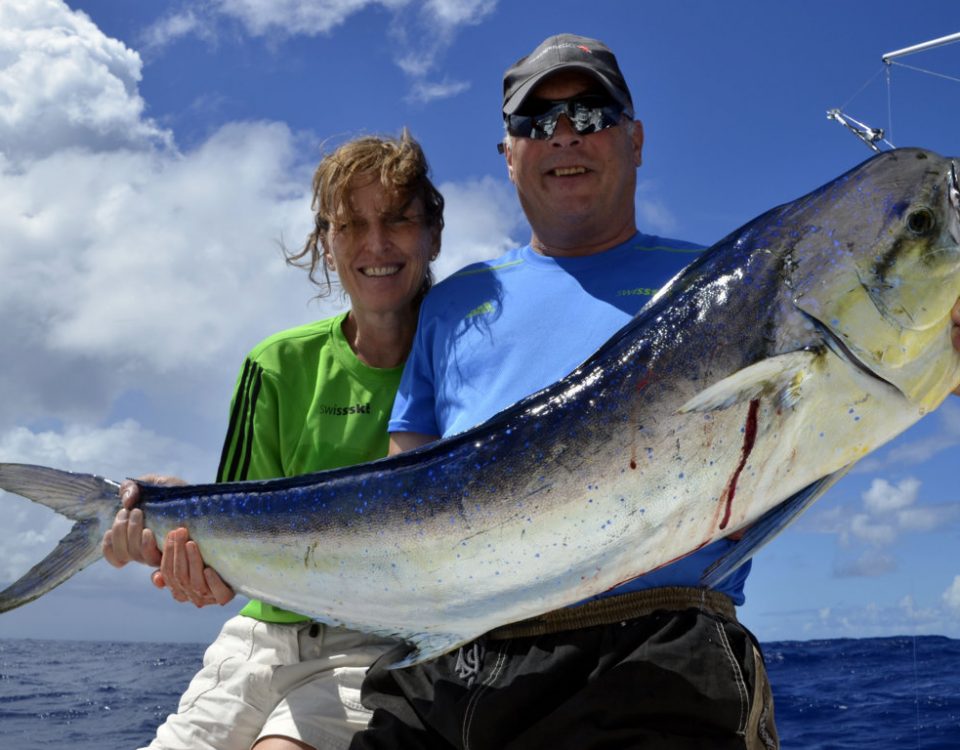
0, 635, 958, 748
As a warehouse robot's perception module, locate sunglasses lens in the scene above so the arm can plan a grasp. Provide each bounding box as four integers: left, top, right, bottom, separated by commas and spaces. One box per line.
506, 95, 625, 140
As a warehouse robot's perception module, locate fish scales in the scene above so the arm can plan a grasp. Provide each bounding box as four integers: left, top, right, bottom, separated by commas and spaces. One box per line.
3, 148, 960, 663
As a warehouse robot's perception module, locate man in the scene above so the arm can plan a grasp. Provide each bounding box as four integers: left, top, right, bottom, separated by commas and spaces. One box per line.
352, 34, 778, 749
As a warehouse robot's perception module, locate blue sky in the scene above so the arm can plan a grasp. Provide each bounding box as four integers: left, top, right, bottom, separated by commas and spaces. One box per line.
1, 0, 960, 649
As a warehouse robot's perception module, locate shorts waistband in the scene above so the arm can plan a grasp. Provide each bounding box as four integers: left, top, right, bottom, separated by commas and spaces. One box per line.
486, 586, 736, 640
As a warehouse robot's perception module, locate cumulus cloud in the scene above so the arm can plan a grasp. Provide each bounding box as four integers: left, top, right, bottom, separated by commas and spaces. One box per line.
0, 0, 172, 163
846, 476, 948, 547
818, 476, 959, 578
0, 420, 210, 479
862, 477, 920, 514
434, 175, 525, 280
943, 575, 960, 611
0, 119, 329, 438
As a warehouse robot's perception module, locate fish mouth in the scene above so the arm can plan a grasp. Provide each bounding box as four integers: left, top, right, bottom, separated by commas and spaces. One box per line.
802, 311, 901, 391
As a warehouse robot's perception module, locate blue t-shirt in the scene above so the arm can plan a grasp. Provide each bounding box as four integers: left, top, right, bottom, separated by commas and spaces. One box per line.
390, 233, 751, 604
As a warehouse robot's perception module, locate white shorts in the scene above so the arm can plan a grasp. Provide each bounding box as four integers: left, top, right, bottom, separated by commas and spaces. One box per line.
142, 614, 395, 750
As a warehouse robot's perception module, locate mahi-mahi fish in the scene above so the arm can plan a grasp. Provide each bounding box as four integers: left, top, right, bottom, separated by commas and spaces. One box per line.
2, 148, 960, 665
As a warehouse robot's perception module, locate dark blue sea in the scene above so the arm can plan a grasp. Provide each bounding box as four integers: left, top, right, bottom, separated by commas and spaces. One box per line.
0, 635, 958, 748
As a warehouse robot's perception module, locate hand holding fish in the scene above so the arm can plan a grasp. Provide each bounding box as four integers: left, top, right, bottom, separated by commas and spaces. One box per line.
101, 476, 174, 567
155, 527, 235, 607
102, 477, 235, 607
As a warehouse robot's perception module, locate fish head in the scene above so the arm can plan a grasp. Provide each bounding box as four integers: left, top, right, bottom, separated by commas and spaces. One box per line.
791, 148, 960, 410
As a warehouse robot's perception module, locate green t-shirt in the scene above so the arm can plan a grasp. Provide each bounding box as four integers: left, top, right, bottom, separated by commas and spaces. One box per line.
215, 311, 404, 623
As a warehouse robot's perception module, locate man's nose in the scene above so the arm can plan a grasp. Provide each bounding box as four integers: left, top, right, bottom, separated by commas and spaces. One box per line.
549, 115, 582, 147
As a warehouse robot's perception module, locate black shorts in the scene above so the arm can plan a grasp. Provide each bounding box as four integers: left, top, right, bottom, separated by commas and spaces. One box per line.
351, 588, 779, 750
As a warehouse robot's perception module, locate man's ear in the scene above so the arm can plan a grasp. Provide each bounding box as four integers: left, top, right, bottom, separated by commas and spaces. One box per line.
503, 138, 516, 184
632, 119, 644, 168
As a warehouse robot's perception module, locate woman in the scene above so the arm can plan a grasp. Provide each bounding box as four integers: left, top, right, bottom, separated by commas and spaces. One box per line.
103, 130, 444, 750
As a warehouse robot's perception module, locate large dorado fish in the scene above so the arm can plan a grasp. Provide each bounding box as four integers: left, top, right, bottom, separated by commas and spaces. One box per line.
2, 148, 960, 664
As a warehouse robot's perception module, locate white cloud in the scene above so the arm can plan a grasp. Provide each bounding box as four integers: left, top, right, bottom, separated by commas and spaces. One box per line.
211, 0, 407, 37
895, 506, 941, 532
943, 575, 960, 611
0, 420, 208, 479
804, 474, 960, 579
898, 593, 939, 622
862, 477, 920, 513
140, 10, 213, 53
407, 78, 472, 105
143, 0, 495, 103
0, 0, 172, 162
850, 513, 896, 545
833, 476, 953, 552
0, 118, 333, 437
434, 175, 525, 280
422, 0, 497, 25
389, 1, 495, 100
636, 181, 680, 237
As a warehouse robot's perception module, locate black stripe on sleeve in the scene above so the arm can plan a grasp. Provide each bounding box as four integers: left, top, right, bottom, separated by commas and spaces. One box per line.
216, 359, 261, 483
236, 368, 263, 482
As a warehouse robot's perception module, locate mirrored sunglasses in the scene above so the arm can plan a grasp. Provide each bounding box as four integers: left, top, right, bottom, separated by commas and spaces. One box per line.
498, 94, 629, 153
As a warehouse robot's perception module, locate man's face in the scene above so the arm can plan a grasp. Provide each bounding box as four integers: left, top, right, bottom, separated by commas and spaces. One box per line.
504, 71, 644, 255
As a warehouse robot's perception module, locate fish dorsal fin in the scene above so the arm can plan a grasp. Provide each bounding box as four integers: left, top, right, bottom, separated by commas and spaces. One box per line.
677, 350, 818, 414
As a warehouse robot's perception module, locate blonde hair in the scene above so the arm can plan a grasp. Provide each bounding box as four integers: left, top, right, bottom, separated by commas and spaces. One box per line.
287, 129, 444, 297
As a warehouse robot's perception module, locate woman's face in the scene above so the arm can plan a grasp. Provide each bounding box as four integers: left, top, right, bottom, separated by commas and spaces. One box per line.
324, 175, 439, 318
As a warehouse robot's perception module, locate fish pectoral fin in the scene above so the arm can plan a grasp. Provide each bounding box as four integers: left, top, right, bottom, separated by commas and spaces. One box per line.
387, 632, 472, 669
700, 466, 852, 588
677, 350, 817, 413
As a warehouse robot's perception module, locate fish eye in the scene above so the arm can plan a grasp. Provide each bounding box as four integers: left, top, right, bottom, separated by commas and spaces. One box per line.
906, 208, 936, 235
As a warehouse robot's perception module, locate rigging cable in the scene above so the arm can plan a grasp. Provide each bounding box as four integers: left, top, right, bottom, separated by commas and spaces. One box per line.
829, 31, 960, 152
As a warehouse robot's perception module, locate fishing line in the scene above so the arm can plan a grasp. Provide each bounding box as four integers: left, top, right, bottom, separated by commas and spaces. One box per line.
885, 64, 894, 146
887, 60, 960, 85
839, 65, 887, 112
912, 632, 920, 750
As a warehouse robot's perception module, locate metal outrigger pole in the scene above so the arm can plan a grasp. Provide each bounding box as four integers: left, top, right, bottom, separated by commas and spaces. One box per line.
882, 32, 960, 64
825, 109, 891, 152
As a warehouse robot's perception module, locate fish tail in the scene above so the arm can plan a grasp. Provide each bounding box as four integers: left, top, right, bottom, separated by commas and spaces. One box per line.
0, 463, 121, 612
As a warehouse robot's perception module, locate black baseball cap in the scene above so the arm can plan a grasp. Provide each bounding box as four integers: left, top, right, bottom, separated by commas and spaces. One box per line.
502, 34, 634, 117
